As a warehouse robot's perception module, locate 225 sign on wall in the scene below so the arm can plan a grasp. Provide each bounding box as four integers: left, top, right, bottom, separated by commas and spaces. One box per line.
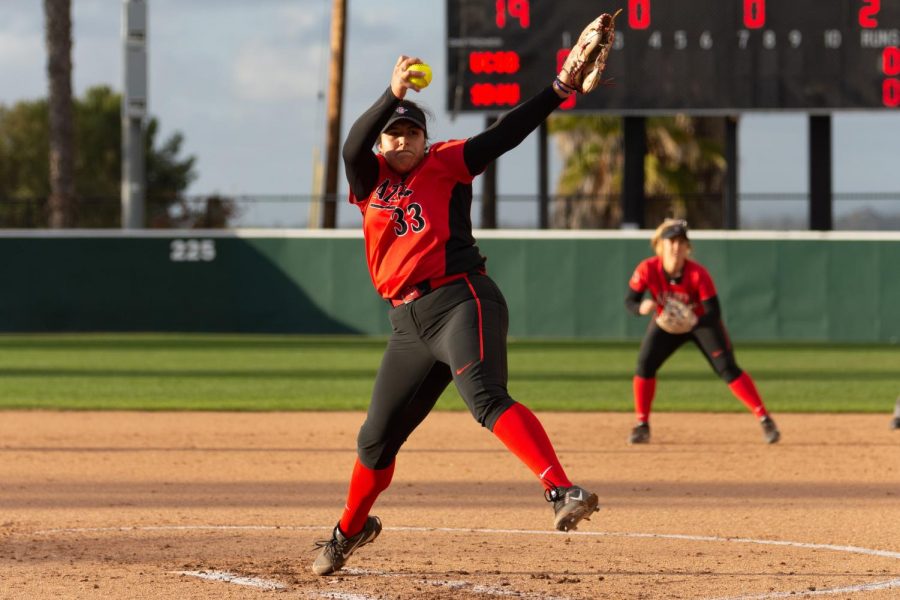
446, 0, 900, 112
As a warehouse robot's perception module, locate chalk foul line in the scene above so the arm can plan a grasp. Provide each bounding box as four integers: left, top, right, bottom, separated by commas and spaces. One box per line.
31, 524, 900, 599
173, 570, 286, 591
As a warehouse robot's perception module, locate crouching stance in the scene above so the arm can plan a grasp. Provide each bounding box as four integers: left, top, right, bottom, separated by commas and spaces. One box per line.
624, 219, 781, 446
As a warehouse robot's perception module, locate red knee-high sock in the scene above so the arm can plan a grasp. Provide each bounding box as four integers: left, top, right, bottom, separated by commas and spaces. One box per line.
728, 371, 768, 418
633, 376, 656, 423
339, 457, 395, 537
492, 402, 572, 491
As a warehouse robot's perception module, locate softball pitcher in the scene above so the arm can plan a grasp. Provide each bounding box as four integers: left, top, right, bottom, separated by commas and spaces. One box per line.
624, 219, 781, 445
312, 13, 621, 576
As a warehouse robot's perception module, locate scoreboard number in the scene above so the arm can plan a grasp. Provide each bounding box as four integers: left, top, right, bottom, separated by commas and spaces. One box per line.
447, 0, 900, 112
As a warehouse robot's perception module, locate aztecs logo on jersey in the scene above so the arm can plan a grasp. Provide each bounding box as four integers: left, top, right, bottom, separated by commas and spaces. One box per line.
369, 179, 413, 210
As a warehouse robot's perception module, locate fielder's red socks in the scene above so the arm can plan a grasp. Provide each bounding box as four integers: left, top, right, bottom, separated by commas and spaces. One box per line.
492, 402, 572, 491
633, 375, 656, 423
339, 457, 395, 537
728, 371, 768, 418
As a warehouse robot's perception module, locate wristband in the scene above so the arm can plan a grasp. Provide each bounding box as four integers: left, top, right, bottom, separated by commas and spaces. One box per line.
553, 76, 576, 96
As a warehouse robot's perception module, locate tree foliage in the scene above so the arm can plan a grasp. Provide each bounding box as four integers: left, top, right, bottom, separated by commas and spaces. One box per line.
548, 114, 622, 228
0, 85, 209, 227
548, 114, 727, 228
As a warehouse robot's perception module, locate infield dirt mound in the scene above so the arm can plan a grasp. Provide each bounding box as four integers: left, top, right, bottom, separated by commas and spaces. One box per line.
1, 411, 899, 599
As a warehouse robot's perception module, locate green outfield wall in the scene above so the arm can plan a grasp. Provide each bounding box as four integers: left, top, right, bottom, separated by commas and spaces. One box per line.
1, 230, 898, 343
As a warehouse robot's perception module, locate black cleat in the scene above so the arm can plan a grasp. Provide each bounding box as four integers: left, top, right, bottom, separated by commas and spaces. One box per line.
760, 416, 781, 444
628, 422, 651, 444
312, 516, 382, 576
546, 485, 600, 532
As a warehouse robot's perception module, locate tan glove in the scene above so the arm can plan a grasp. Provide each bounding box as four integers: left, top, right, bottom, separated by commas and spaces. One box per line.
656, 299, 698, 334
557, 9, 621, 94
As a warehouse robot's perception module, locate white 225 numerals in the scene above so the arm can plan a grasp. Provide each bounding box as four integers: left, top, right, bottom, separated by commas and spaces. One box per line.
170, 239, 216, 262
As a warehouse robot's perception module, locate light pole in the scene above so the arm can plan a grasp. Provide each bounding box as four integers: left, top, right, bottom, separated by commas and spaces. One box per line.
121, 0, 147, 229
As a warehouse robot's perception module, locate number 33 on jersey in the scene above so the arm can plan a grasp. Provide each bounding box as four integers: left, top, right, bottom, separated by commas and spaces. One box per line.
370, 180, 426, 236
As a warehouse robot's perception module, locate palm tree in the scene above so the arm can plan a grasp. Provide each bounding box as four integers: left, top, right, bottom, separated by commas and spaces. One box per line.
644, 115, 727, 227
547, 114, 622, 228
548, 114, 727, 228
43, 0, 75, 228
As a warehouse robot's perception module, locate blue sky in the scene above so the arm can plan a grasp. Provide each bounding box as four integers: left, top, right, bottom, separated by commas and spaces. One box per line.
1, 1, 898, 219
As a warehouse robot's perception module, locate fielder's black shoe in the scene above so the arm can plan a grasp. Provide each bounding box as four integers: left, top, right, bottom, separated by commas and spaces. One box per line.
546, 485, 600, 532
890, 417, 900, 430
760, 416, 781, 444
628, 422, 651, 444
312, 516, 382, 576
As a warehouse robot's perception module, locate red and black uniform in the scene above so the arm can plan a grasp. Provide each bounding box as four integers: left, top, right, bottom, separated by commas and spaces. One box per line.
351, 137, 482, 300
346, 87, 562, 301
626, 256, 740, 382
625, 256, 769, 422
335, 86, 576, 537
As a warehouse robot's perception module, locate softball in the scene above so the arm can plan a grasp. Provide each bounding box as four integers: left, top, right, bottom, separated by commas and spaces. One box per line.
409, 63, 432, 89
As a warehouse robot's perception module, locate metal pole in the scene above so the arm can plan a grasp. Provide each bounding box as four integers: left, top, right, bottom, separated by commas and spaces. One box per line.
723, 116, 739, 229
622, 116, 646, 229
121, 0, 147, 229
809, 114, 833, 231
538, 122, 549, 229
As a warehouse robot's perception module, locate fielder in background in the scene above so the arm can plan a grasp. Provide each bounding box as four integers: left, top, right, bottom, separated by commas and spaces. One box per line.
624, 219, 781, 445
891, 396, 900, 430
312, 12, 621, 578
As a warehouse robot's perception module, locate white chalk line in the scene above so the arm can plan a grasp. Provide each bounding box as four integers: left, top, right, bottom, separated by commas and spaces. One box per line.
340, 567, 570, 600
173, 569, 286, 591
29, 524, 900, 598
710, 577, 900, 600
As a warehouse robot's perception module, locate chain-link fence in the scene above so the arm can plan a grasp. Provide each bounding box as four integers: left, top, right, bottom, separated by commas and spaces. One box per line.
2, 192, 899, 230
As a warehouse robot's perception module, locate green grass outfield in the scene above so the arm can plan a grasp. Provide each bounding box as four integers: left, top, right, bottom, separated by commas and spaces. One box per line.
0, 334, 896, 413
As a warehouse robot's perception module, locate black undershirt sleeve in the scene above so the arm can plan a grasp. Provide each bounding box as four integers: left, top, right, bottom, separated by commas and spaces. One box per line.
625, 288, 644, 316
343, 85, 564, 195
342, 87, 401, 200
698, 295, 722, 326
463, 85, 565, 176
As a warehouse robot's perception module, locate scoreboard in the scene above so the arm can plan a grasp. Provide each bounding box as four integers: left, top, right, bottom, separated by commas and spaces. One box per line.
446, 0, 900, 113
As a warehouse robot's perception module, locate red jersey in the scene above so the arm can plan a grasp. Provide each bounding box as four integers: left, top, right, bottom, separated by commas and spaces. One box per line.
629, 257, 717, 317
350, 140, 485, 299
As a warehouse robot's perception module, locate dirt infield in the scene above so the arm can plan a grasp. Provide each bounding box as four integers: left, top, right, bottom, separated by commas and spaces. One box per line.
1, 411, 899, 599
